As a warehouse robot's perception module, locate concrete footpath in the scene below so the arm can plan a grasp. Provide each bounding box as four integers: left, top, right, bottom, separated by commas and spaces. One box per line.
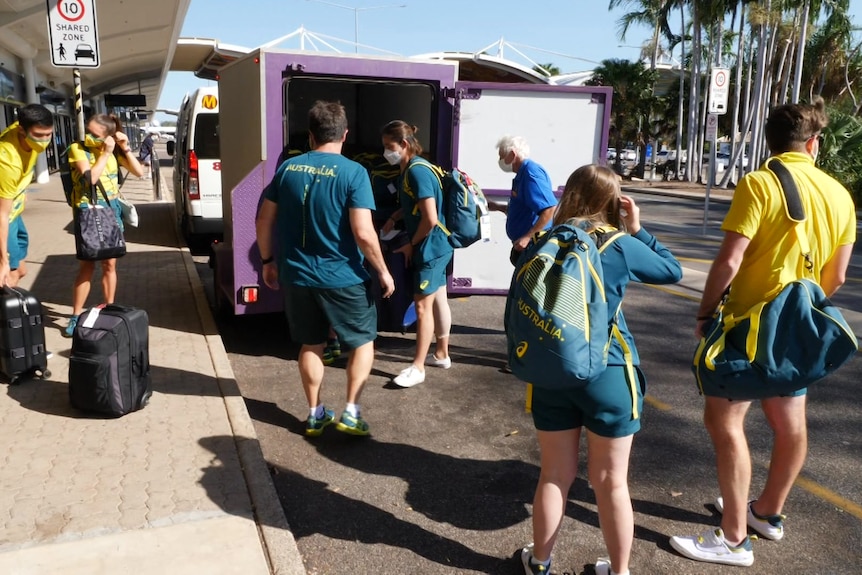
0, 172, 305, 574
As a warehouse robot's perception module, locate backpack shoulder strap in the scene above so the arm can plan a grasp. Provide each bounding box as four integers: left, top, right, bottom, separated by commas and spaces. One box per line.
406, 158, 444, 188
592, 226, 626, 253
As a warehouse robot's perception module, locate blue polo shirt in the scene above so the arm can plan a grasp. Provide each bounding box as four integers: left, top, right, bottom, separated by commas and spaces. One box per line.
506, 158, 557, 241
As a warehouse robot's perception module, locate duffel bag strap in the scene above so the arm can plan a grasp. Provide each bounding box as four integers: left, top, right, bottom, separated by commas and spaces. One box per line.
768, 159, 814, 274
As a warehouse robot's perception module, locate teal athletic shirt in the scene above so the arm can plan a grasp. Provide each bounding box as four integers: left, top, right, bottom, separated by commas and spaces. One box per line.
399, 157, 454, 264
264, 151, 376, 288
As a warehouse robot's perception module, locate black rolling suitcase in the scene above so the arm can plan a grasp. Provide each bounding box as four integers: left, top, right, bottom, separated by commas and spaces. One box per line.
369, 231, 416, 333
69, 304, 151, 417
0, 286, 50, 384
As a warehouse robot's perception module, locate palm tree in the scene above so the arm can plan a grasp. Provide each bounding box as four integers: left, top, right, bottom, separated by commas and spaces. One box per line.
532, 63, 561, 77
586, 58, 658, 177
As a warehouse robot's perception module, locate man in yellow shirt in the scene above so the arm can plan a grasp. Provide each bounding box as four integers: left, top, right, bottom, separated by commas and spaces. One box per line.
0, 104, 54, 287
670, 98, 856, 567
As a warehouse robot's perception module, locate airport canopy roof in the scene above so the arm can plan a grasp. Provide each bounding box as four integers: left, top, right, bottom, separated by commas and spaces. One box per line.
0, 0, 192, 113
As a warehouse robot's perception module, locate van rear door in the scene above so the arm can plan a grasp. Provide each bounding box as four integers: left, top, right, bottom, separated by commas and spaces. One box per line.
448, 82, 613, 294
190, 111, 222, 221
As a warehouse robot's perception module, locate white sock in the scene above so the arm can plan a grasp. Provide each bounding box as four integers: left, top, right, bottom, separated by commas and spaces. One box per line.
345, 403, 360, 417
530, 556, 550, 568
310, 405, 324, 419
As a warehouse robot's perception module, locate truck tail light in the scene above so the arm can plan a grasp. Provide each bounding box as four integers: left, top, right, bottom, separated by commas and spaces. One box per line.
240, 285, 259, 304
188, 150, 200, 200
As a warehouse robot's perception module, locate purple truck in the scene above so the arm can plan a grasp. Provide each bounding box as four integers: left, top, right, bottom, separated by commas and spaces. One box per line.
213, 49, 613, 315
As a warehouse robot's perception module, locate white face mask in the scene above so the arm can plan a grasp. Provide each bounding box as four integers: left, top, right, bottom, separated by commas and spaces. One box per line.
498, 157, 514, 173
383, 148, 402, 166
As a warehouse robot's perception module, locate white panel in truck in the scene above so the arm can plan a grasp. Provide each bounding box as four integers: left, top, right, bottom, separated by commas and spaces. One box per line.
449, 83, 611, 294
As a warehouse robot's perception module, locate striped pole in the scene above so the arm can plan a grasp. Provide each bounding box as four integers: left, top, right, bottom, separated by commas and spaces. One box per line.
74, 67, 84, 141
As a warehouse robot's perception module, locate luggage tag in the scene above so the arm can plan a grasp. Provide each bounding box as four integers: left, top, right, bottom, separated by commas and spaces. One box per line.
480, 214, 492, 242
82, 307, 101, 328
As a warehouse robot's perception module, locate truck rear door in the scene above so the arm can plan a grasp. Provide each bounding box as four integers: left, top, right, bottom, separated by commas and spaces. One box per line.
448, 82, 612, 294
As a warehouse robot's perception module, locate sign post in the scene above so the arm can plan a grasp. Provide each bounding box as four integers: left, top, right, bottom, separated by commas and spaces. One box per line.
703, 113, 719, 234
46, 0, 100, 140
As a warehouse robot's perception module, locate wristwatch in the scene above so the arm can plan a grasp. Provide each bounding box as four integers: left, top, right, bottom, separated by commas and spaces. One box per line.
261, 255, 274, 265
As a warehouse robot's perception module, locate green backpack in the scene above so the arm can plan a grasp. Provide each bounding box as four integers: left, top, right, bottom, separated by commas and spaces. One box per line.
505, 222, 626, 389
406, 159, 489, 248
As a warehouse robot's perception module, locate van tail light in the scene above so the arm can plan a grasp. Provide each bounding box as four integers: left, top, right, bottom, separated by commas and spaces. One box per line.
188, 150, 200, 200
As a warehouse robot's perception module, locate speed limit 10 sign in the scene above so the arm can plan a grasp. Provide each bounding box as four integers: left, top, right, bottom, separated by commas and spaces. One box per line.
46, 0, 100, 68
708, 67, 729, 115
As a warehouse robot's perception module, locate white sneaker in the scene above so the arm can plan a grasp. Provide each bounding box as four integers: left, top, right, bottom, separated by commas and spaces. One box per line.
520, 543, 551, 574
669, 527, 754, 567
393, 365, 425, 388
715, 496, 785, 541
425, 354, 452, 369
594, 558, 611, 575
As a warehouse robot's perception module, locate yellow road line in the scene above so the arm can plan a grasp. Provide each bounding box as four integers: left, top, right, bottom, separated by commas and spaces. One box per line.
677, 257, 713, 264
794, 476, 862, 521
643, 283, 702, 302
644, 394, 672, 411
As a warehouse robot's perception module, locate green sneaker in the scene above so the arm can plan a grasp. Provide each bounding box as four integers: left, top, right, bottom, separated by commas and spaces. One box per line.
305, 408, 335, 437
335, 411, 369, 436
322, 339, 342, 366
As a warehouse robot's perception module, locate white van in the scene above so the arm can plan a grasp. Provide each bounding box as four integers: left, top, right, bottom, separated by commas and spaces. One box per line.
167, 86, 222, 241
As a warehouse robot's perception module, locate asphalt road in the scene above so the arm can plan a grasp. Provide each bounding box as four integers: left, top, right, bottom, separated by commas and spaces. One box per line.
191, 188, 862, 575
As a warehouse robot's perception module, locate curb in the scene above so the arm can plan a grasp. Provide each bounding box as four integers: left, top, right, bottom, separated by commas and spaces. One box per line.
168, 188, 306, 574
621, 184, 734, 203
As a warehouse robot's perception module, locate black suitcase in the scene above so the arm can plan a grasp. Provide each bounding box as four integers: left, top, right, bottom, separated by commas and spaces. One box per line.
69, 304, 151, 417
0, 286, 50, 384
369, 231, 416, 333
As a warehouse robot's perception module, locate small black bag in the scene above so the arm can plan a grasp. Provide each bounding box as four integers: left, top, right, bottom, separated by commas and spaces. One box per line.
74, 181, 126, 261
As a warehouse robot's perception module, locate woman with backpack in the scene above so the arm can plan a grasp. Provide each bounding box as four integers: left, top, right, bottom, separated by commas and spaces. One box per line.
64, 113, 144, 337
518, 165, 681, 575
380, 120, 453, 388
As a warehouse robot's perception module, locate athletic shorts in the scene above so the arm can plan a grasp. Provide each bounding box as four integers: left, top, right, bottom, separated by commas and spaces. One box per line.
283, 282, 377, 351
7, 216, 28, 270
700, 378, 807, 399
97, 198, 124, 232
529, 365, 647, 438
413, 252, 451, 296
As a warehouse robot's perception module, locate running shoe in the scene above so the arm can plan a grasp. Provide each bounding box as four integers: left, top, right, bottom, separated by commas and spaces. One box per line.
519, 544, 551, 574
305, 408, 335, 437
715, 496, 785, 541
393, 365, 425, 388
336, 411, 370, 436
63, 315, 78, 338
669, 527, 754, 567
425, 354, 452, 369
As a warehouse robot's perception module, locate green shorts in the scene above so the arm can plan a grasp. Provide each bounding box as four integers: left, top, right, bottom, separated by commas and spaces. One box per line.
7, 216, 28, 270
283, 282, 377, 351
413, 252, 451, 295
529, 365, 646, 438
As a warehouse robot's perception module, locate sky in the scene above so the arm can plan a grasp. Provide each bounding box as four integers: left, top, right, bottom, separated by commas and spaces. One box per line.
154, 0, 659, 121
155, 0, 862, 123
